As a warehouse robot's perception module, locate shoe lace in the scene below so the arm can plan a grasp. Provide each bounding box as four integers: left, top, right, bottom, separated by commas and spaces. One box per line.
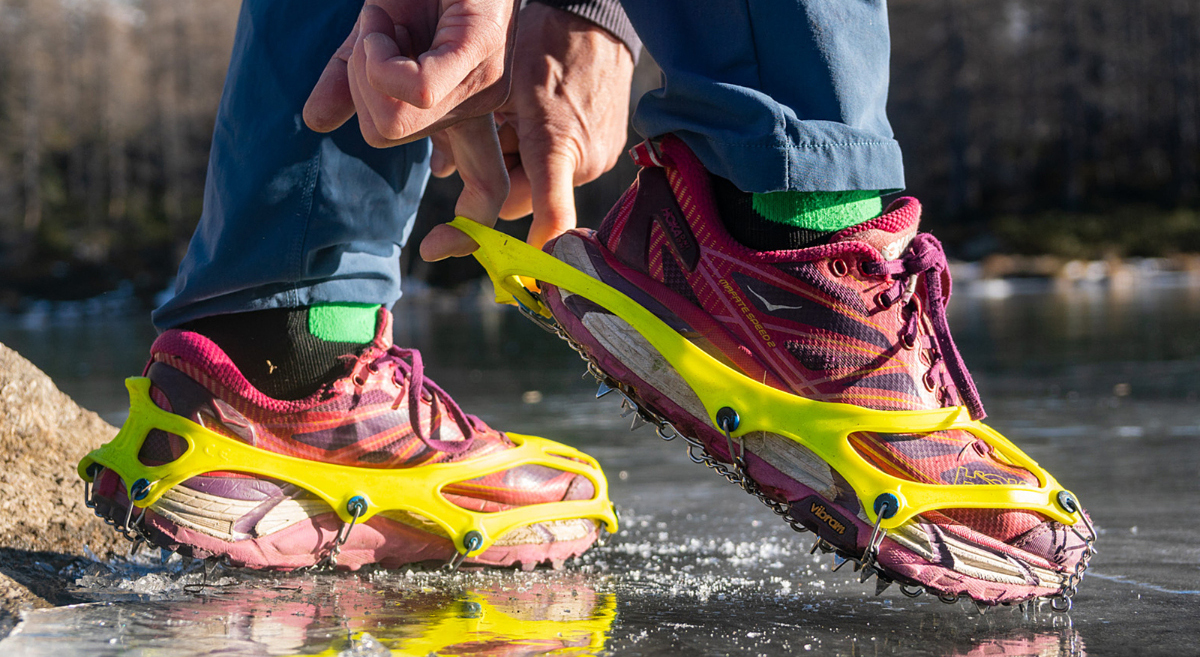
359, 346, 487, 454
861, 233, 986, 420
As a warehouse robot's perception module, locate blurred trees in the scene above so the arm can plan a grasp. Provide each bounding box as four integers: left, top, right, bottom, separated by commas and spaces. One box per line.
0, 0, 238, 299
0, 0, 1197, 302
890, 0, 1200, 247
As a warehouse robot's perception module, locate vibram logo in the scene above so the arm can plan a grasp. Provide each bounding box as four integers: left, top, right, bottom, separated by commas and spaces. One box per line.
811, 502, 847, 535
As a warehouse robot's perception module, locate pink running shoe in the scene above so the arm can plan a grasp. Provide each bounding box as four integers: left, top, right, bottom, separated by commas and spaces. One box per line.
90, 309, 605, 571
540, 136, 1093, 606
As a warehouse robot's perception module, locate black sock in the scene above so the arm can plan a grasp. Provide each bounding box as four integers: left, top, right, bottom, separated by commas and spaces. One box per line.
180, 308, 372, 400
710, 175, 882, 251
710, 176, 828, 250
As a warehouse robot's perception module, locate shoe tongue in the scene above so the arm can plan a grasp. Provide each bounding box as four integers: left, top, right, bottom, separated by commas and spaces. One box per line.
369, 308, 395, 351
830, 197, 922, 260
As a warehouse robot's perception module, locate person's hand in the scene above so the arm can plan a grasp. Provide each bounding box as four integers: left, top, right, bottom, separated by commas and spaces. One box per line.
303, 0, 518, 261
426, 3, 634, 254
303, 0, 519, 146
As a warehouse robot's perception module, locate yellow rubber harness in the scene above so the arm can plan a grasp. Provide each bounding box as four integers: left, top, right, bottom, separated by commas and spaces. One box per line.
79, 376, 617, 558
450, 217, 1084, 531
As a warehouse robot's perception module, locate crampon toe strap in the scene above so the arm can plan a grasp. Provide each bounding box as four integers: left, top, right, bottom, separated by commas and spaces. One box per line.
79, 377, 618, 559
448, 217, 1086, 532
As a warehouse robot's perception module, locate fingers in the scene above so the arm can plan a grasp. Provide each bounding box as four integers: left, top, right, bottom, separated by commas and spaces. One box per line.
346, 0, 513, 144
429, 130, 456, 177
303, 25, 360, 132
496, 120, 533, 219
419, 115, 509, 261
363, 0, 505, 110
524, 148, 578, 250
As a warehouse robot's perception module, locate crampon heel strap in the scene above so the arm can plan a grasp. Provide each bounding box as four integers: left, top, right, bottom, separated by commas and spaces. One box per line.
448, 217, 1085, 531
79, 377, 618, 558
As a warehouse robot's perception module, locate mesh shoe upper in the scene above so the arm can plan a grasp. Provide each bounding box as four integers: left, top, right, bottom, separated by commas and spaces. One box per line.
140, 309, 593, 512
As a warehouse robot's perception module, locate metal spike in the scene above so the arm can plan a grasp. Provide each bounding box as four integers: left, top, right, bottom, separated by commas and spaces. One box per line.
832, 554, 850, 571
630, 414, 648, 431
875, 577, 893, 596
620, 404, 637, 418
596, 382, 614, 398
809, 537, 823, 554
974, 600, 990, 615
859, 565, 878, 583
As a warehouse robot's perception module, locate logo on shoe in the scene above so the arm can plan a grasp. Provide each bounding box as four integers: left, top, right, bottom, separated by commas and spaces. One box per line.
951, 465, 1025, 486
654, 207, 699, 268
614, 167, 700, 272
810, 502, 847, 535
717, 277, 777, 348
791, 495, 859, 549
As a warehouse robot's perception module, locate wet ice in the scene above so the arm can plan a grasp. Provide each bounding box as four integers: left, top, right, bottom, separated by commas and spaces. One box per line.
2, 283, 1199, 654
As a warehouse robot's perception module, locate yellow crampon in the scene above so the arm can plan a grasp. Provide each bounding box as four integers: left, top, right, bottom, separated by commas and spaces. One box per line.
78, 377, 618, 558
450, 216, 1086, 531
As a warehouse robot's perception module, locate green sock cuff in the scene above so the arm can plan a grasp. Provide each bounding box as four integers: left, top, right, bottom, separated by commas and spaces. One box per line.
307, 303, 381, 344
751, 190, 882, 233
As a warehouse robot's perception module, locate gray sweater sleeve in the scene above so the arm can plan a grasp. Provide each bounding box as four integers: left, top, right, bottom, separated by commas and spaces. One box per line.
527, 0, 642, 63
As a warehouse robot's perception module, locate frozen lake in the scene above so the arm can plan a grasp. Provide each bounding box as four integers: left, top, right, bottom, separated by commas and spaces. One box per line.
1, 278, 1198, 655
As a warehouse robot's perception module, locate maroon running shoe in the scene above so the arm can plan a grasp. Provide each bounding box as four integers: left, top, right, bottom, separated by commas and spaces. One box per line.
91, 309, 604, 570
540, 136, 1092, 605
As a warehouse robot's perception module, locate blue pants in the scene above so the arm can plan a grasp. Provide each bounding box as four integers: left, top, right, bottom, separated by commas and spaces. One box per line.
153, 0, 904, 330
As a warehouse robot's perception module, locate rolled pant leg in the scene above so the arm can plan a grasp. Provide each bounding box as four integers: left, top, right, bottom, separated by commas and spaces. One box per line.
619, 0, 904, 194
152, 0, 430, 331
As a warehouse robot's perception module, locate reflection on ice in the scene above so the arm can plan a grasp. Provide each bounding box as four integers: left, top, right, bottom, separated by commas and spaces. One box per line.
9, 561, 619, 656
0, 515, 1093, 657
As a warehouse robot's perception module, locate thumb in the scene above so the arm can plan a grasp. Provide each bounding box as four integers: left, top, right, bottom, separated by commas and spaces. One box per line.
525, 149, 578, 251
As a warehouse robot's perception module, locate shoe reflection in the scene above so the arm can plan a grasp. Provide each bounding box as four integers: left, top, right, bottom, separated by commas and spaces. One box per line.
958, 627, 1084, 657
170, 572, 616, 656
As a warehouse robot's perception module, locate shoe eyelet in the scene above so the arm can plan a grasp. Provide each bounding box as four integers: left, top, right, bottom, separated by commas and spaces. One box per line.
901, 334, 917, 350
919, 348, 932, 366
352, 376, 366, 387
830, 259, 849, 277
923, 371, 937, 392
875, 292, 893, 309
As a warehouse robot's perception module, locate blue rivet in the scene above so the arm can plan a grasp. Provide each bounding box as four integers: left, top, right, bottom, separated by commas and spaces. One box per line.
716, 407, 740, 432
463, 530, 483, 553
346, 495, 367, 517
130, 478, 151, 501
1056, 491, 1078, 514
874, 493, 900, 520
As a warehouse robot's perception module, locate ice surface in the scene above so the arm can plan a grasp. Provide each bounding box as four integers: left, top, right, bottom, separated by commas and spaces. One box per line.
3, 286, 1199, 655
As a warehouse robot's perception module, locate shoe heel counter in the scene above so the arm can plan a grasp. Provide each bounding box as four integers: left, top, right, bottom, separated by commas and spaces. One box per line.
139, 362, 218, 465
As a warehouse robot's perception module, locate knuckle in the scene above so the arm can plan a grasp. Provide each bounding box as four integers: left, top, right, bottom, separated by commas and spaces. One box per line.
410, 84, 437, 110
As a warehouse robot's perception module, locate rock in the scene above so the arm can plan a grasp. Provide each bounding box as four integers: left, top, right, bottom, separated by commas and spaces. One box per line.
0, 341, 126, 630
